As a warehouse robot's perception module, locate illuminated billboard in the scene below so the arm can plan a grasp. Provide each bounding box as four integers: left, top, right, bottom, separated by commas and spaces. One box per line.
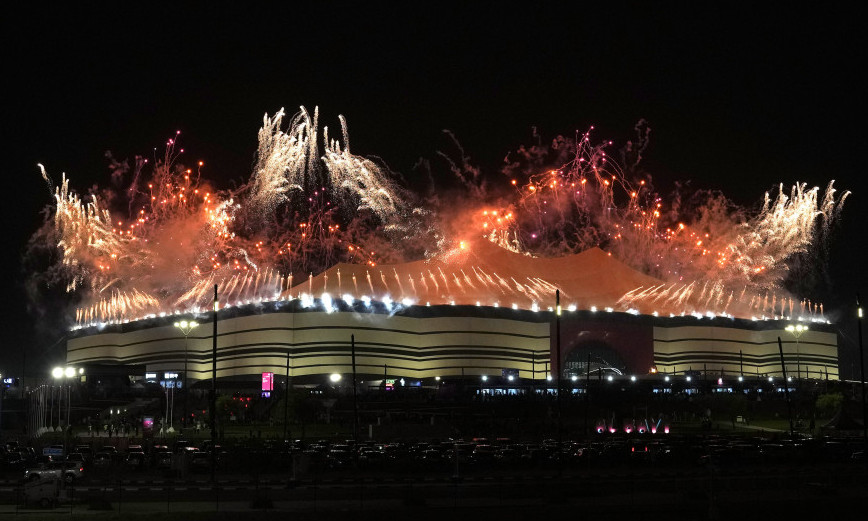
261, 372, 274, 392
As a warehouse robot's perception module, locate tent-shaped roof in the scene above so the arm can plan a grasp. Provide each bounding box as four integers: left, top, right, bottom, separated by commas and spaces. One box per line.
283, 238, 663, 310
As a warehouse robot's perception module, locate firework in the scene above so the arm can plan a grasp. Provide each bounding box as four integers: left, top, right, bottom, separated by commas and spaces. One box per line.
32, 109, 848, 328
488, 128, 848, 319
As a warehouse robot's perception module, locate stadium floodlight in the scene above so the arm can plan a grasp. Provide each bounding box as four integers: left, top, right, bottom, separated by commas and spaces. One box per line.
329, 373, 342, 383
51, 367, 63, 379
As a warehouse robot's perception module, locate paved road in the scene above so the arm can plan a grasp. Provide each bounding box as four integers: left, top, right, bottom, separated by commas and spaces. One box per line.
2, 465, 865, 506
1, 471, 867, 520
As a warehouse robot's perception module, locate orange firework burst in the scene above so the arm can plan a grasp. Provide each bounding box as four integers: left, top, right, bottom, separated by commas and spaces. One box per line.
34, 110, 847, 327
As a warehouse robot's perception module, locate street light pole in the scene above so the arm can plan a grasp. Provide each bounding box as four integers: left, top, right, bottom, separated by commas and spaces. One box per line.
857, 294, 867, 459
584, 352, 590, 438
555, 290, 562, 474
785, 324, 808, 385
57, 383, 62, 428
164, 385, 170, 437
776, 337, 795, 439
351, 334, 359, 447
174, 320, 199, 428
283, 350, 290, 442
210, 284, 218, 483
51, 367, 63, 431
51, 366, 81, 453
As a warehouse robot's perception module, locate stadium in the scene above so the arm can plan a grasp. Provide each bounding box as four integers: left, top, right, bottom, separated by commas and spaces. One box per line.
65, 239, 839, 388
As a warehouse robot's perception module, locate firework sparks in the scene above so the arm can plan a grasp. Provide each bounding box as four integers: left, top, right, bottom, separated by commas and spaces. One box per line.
488, 128, 848, 319
32, 109, 848, 328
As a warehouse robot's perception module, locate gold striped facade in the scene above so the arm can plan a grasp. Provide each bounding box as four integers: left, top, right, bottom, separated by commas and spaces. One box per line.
653, 325, 838, 379
67, 310, 552, 382
66, 308, 840, 383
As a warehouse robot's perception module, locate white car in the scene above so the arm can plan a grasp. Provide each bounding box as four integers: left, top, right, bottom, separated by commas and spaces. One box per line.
25, 461, 84, 484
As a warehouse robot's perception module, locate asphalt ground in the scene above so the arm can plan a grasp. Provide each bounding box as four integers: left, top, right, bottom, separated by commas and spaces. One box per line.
0, 464, 865, 520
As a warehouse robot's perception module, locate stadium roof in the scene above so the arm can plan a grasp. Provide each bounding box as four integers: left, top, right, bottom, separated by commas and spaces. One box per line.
284, 239, 662, 311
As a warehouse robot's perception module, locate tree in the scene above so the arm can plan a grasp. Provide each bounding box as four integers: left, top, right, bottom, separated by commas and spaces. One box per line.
815, 392, 844, 418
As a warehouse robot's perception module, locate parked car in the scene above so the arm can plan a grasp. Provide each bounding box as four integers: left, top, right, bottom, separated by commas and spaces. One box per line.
66, 453, 86, 468
125, 447, 146, 470
92, 452, 114, 468
3, 451, 25, 472
74, 446, 94, 465
190, 452, 210, 472
23, 477, 62, 508
155, 450, 173, 469
327, 447, 352, 469
25, 461, 84, 484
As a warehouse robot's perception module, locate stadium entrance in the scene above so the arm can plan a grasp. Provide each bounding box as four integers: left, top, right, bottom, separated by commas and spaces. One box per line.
563, 341, 627, 379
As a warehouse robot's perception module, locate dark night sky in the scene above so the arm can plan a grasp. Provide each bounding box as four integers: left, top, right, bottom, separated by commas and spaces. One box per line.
2, 4, 866, 376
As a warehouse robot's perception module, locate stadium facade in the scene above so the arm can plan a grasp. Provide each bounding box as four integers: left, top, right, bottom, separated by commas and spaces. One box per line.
66, 243, 839, 385
66, 301, 839, 386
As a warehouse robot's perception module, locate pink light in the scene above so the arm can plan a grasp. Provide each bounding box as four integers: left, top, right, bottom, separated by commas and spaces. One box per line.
261, 372, 274, 392
664, 426, 670, 434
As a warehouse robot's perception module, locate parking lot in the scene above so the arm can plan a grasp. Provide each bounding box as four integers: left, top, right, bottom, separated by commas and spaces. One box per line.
4, 431, 866, 483
0, 432, 865, 518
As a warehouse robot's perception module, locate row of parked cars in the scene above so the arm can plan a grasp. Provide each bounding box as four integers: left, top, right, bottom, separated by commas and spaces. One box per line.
0, 442, 83, 484
69, 441, 224, 473
5, 434, 865, 481
228, 434, 868, 474
210, 437, 673, 473
3, 440, 228, 483
293, 438, 667, 471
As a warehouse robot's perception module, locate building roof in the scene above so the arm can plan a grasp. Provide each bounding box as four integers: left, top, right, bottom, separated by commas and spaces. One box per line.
285, 239, 662, 310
